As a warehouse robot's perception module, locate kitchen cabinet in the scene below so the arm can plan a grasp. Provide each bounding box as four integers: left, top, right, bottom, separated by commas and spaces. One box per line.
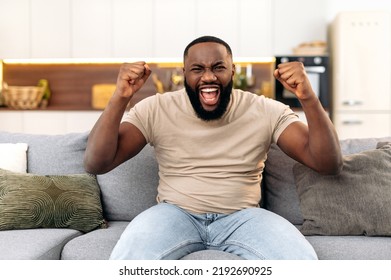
23, 111, 67, 134
72, 0, 112, 58
0, 111, 23, 133
112, 0, 155, 58
0, 0, 30, 58
238, 0, 272, 57
195, 0, 272, 57
273, 0, 328, 55
154, 0, 196, 58
0, 0, 273, 59
31, 0, 71, 58
0, 111, 102, 135
195, 0, 239, 55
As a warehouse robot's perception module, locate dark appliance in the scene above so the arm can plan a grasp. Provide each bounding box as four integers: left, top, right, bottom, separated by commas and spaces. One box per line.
275, 56, 329, 109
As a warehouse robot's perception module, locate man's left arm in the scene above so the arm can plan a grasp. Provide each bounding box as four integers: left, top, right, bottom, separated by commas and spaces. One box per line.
274, 62, 343, 175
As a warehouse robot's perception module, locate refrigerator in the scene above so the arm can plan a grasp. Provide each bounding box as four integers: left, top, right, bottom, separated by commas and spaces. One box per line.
331, 11, 391, 139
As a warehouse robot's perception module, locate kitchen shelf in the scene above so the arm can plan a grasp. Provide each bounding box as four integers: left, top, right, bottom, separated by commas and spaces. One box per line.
1, 58, 275, 111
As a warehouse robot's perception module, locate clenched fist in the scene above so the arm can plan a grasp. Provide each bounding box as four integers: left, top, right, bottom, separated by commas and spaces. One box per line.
274, 61, 316, 102
115, 61, 152, 99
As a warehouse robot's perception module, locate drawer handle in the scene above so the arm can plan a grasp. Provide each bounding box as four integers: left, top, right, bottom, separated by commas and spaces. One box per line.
342, 120, 363, 125
342, 100, 363, 106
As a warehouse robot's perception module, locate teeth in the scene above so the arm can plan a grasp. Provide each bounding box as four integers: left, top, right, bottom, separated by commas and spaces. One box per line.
201, 88, 217, 93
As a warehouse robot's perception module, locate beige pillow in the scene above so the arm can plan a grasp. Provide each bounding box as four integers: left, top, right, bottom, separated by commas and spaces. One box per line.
0, 143, 28, 173
0, 168, 106, 233
293, 143, 391, 236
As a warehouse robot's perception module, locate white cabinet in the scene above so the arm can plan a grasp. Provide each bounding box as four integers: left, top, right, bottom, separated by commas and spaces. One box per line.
23, 111, 66, 134
0, 111, 23, 132
154, 0, 196, 58
71, 0, 112, 58
0, 0, 30, 58
0, 0, 274, 59
273, 0, 328, 55
331, 12, 391, 138
65, 111, 102, 133
238, 0, 272, 57
112, 0, 155, 58
0, 111, 102, 135
195, 0, 239, 55
31, 0, 72, 58
195, 0, 272, 57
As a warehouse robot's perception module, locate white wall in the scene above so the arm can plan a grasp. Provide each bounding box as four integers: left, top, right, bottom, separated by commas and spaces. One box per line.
272, 0, 391, 55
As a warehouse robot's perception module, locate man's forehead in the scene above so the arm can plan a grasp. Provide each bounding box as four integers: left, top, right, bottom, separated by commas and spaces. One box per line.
185, 42, 231, 65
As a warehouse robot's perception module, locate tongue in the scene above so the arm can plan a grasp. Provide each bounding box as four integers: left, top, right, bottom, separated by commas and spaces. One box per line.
201, 91, 218, 100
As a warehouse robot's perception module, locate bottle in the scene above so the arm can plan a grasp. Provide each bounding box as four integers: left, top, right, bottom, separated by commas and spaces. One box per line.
234, 65, 247, 90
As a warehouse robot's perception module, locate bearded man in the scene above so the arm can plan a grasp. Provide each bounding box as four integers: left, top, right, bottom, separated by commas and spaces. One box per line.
84, 36, 342, 260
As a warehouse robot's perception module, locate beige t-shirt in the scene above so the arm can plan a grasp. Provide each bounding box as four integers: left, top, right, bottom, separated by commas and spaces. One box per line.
123, 88, 300, 214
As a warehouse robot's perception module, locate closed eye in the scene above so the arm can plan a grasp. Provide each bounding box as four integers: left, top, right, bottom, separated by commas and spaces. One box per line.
190, 66, 204, 73
213, 65, 226, 72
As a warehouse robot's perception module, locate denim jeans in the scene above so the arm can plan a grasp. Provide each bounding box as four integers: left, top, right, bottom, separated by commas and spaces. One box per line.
110, 203, 317, 260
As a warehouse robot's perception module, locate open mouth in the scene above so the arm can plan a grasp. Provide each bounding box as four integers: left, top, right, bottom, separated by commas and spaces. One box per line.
199, 86, 220, 109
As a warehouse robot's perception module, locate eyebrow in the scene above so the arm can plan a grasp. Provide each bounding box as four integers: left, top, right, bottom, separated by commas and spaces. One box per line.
189, 60, 226, 68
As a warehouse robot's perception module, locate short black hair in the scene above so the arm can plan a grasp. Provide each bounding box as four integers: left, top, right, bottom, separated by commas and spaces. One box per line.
183, 35, 233, 60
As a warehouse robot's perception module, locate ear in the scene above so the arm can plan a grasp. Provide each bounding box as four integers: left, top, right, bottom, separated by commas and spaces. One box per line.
232, 64, 236, 77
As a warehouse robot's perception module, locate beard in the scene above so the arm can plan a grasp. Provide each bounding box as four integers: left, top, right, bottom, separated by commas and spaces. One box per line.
184, 79, 233, 121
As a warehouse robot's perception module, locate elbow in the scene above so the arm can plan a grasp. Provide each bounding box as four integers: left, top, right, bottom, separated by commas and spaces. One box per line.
83, 154, 108, 175
317, 156, 344, 176
323, 162, 343, 176
84, 157, 99, 175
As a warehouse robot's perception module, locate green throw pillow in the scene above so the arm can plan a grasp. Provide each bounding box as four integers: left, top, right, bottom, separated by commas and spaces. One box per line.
0, 168, 106, 233
293, 143, 391, 236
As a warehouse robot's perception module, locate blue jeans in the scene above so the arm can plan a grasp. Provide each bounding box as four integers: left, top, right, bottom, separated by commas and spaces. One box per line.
110, 203, 317, 260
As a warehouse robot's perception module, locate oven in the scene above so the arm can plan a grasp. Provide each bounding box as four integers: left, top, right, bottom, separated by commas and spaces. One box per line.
274, 56, 329, 109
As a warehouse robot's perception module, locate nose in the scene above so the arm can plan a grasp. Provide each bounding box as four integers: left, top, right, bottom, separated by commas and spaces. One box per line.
201, 68, 217, 82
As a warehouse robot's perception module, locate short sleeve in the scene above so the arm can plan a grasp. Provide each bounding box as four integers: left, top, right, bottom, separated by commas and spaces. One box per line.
122, 96, 156, 144
268, 100, 301, 144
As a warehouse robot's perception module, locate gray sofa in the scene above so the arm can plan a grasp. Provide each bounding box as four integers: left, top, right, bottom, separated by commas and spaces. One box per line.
0, 130, 390, 260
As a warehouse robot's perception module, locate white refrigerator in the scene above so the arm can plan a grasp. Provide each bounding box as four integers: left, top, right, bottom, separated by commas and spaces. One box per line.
331, 11, 391, 139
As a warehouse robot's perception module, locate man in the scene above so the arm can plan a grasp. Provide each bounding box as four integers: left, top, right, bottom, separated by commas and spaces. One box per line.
84, 36, 342, 260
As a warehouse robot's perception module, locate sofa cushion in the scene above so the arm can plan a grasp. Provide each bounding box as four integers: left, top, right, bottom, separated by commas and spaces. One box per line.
294, 143, 391, 236
0, 228, 82, 260
262, 137, 391, 226
0, 131, 88, 175
0, 168, 106, 233
0, 143, 28, 173
61, 221, 128, 260
98, 144, 159, 221
306, 235, 391, 260
181, 250, 244, 260
62, 222, 245, 260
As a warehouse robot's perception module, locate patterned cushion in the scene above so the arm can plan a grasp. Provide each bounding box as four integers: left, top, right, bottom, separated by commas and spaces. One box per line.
0, 168, 106, 233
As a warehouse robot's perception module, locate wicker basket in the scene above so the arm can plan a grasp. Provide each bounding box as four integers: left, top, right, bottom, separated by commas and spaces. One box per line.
3, 86, 45, 109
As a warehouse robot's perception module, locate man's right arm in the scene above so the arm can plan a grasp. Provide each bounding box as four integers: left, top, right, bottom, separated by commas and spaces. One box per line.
84, 62, 151, 174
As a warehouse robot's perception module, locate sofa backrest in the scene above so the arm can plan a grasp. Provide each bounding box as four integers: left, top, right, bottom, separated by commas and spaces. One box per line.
97, 145, 159, 221
2, 130, 390, 226
0, 131, 159, 222
0, 131, 88, 175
